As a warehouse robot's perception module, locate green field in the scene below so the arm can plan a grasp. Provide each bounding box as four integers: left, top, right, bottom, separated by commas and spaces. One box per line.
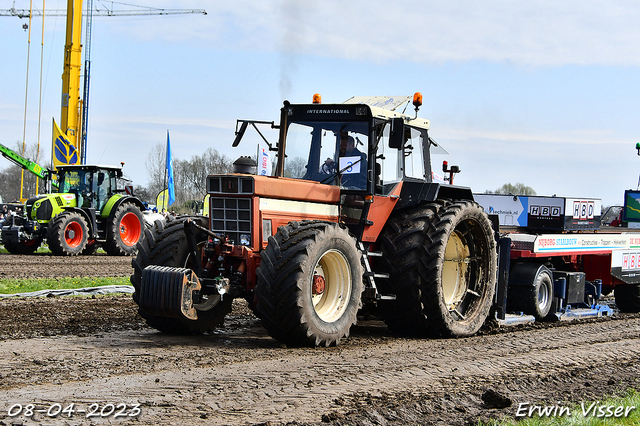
0, 276, 131, 295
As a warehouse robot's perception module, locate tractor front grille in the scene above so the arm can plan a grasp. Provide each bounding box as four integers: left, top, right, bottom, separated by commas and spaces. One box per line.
210, 197, 252, 246
35, 199, 53, 221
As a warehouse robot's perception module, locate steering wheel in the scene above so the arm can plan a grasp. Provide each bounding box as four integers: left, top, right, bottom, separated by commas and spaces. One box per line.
321, 160, 336, 174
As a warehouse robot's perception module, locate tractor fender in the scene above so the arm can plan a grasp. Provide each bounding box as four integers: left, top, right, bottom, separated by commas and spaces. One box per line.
394, 180, 474, 211
101, 195, 145, 219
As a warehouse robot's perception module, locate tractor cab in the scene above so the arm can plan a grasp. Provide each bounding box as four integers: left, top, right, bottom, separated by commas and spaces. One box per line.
272, 94, 445, 240
230, 94, 455, 241
277, 97, 434, 190
56, 165, 122, 211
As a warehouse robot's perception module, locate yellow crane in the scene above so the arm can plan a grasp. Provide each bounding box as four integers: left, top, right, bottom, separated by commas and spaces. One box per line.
3, 1, 207, 178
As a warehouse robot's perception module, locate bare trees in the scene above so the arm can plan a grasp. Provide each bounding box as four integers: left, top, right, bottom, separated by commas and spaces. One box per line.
144, 142, 233, 209
144, 143, 168, 200
175, 148, 233, 203
0, 142, 50, 202
0, 140, 234, 210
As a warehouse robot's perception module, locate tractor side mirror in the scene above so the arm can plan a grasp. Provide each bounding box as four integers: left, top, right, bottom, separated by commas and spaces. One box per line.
389, 117, 405, 149
232, 121, 249, 147
97, 172, 105, 186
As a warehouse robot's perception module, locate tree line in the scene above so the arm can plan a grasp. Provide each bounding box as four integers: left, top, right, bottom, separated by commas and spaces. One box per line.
0, 141, 234, 212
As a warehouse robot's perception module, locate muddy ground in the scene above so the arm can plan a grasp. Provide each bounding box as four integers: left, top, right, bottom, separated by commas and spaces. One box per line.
0, 253, 639, 426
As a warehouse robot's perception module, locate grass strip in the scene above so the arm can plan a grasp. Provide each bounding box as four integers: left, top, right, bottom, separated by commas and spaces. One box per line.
0, 276, 131, 295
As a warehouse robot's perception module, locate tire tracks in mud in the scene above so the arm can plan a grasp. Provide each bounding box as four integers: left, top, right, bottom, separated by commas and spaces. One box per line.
0, 313, 639, 425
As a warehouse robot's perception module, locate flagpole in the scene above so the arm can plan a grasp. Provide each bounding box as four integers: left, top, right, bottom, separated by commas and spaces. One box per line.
163, 130, 168, 212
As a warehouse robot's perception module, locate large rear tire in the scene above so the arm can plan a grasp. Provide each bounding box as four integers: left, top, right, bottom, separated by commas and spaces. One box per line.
105, 202, 144, 256
614, 284, 640, 313
421, 201, 497, 337
47, 212, 89, 256
255, 221, 364, 347
377, 203, 443, 335
131, 216, 232, 334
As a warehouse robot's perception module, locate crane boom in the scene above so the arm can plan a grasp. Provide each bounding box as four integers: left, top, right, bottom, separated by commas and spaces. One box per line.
0, 143, 58, 189
2, 1, 206, 181
1, 8, 207, 17
59, 0, 83, 163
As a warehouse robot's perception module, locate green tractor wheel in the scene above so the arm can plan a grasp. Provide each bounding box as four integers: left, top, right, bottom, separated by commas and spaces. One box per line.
2, 238, 43, 255
105, 202, 144, 256
82, 239, 99, 255
47, 211, 89, 256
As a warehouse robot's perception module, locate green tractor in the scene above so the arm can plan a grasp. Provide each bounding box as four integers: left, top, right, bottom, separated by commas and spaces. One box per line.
1, 164, 146, 256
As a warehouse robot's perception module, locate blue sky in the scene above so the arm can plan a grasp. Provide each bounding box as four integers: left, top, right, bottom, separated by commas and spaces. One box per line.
1, 0, 639, 206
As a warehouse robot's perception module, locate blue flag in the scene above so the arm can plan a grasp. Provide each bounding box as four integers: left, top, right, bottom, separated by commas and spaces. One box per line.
166, 131, 175, 207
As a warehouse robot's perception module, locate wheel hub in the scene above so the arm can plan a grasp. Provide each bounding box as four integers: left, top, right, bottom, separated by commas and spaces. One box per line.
312, 274, 326, 295
119, 212, 142, 246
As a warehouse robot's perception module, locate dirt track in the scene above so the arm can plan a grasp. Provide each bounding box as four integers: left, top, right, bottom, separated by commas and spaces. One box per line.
0, 253, 133, 280
1, 254, 639, 425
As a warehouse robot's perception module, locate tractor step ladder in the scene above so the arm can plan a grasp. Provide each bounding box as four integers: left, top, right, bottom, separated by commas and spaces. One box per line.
358, 242, 395, 300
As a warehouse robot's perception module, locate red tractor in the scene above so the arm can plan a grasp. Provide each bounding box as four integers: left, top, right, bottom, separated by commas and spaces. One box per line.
131, 94, 497, 346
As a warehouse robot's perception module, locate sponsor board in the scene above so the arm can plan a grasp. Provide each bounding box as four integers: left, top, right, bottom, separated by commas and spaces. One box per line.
611, 247, 640, 284
533, 234, 631, 253
474, 194, 601, 231
474, 194, 527, 227
527, 197, 565, 230
564, 198, 601, 230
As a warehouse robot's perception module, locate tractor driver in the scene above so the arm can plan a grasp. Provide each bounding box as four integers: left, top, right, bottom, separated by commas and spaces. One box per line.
321, 134, 368, 189
338, 135, 367, 189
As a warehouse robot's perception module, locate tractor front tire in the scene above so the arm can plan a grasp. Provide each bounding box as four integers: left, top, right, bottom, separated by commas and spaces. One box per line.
47, 212, 89, 256
255, 221, 364, 347
131, 216, 232, 334
105, 202, 144, 256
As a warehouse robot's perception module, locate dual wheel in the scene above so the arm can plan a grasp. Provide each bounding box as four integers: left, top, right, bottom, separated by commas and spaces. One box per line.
378, 200, 498, 337
256, 201, 498, 346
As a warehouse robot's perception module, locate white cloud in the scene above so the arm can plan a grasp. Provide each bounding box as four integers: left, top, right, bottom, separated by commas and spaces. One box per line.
10, 0, 640, 67
128, 0, 640, 67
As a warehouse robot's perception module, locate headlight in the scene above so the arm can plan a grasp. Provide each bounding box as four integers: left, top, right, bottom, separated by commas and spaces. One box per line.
240, 234, 251, 246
